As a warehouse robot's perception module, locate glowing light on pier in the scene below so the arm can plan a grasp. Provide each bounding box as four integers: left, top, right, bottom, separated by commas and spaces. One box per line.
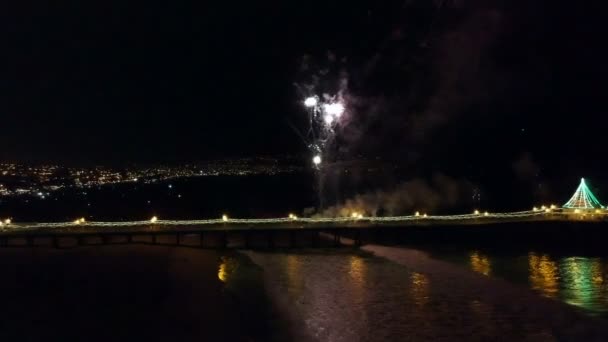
415, 211, 420, 217
474, 210, 480, 215
4, 218, 11, 225
73, 217, 86, 224
0, 208, 580, 231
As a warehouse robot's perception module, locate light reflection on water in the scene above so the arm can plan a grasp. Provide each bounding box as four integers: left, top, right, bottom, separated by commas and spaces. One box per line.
409, 272, 429, 307
464, 251, 608, 315
528, 253, 559, 298
245, 251, 571, 341
218, 256, 238, 283
558, 256, 607, 313
469, 251, 492, 276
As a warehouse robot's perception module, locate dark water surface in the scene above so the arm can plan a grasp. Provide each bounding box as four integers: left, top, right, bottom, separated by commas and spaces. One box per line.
0, 246, 273, 342
242, 246, 608, 341
2, 242, 607, 341
424, 246, 608, 318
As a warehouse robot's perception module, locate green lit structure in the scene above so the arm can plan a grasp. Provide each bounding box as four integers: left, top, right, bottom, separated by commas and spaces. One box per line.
563, 178, 604, 209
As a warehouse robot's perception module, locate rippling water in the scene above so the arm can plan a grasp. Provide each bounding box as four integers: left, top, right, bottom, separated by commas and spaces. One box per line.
238, 248, 608, 341
446, 250, 608, 317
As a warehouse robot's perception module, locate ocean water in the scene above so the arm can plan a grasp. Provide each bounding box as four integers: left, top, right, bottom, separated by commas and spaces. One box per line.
0, 245, 272, 341
425, 248, 608, 318
237, 247, 608, 341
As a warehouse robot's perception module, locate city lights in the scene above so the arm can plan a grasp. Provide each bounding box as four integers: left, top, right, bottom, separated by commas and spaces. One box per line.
0, 160, 297, 199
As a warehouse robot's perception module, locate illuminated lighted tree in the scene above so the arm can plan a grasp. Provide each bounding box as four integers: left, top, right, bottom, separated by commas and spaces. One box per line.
563, 178, 604, 209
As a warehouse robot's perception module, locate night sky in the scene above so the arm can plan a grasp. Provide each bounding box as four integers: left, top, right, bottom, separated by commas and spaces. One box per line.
1, 1, 606, 193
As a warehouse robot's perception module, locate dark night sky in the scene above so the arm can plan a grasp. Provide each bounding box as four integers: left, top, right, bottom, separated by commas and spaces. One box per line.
0, 1, 606, 188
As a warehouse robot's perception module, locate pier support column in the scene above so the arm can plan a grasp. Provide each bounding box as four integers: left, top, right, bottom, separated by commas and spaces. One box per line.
52, 236, 60, 249
151, 234, 157, 244
354, 229, 362, 247
333, 232, 340, 247
289, 231, 296, 248
199, 232, 204, 247
312, 231, 319, 247
244, 231, 250, 249
267, 232, 274, 249
220, 231, 228, 249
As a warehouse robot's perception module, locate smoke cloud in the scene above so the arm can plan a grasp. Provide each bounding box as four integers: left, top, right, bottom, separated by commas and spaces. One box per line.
317, 174, 475, 217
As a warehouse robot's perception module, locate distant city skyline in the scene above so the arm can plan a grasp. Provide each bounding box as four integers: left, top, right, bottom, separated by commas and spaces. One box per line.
0, 1, 605, 187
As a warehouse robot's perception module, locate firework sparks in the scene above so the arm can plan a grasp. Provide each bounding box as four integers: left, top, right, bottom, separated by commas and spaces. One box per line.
313, 155, 322, 165
323, 102, 344, 117
304, 96, 318, 107
300, 95, 346, 162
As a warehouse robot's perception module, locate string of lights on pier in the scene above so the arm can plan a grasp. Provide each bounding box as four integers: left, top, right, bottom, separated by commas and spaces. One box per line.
0, 178, 605, 231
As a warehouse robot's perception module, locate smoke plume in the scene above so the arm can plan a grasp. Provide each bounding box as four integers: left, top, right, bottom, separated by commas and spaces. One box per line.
318, 174, 475, 217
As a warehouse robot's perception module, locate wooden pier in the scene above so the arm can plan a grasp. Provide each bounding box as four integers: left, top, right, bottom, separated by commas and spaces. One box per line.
0, 218, 606, 250
0, 227, 364, 249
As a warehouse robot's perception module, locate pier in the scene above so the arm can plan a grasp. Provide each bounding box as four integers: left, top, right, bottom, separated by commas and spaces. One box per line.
0, 209, 607, 250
